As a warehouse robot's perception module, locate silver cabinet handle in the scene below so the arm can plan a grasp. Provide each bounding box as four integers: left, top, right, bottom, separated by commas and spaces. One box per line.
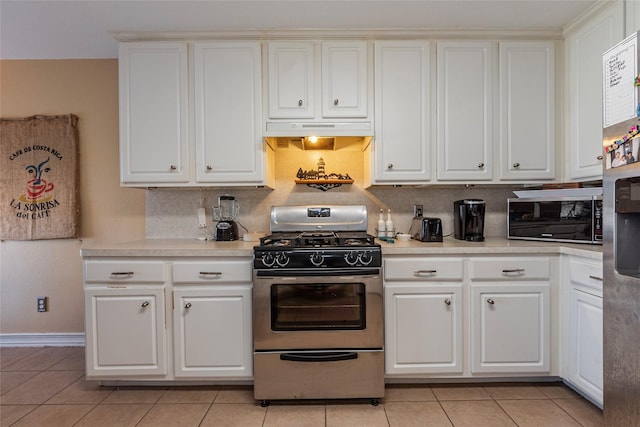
414, 269, 437, 275
478, 162, 484, 168
298, 99, 303, 106
141, 301, 150, 308
487, 298, 495, 305
502, 268, 525, 274
110, 271, 134, 279
169, 165, 177, 170
512, 162, 520, 168
334, 99, 339, 106
387, 164, 394, 169
184, 302, 192, 309
597, 155, 603, 161
444, 298, 451, 306
589, 275, 603, 282
199, 271, 222, 277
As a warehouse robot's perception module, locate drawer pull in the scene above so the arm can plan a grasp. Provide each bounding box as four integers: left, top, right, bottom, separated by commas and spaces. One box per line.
199, 271, 222, 277
487, 298, 495, 305
589, 275, 603, 282
414, 269, 437, 275
444, 298, 452, 306
185, 302, 192, 309
502, 268, 525, 274
110, 271, 134, 279
141, 301, 150, 308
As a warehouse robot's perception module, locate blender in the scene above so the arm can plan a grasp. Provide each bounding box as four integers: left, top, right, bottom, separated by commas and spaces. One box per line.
212, 195, 240, 241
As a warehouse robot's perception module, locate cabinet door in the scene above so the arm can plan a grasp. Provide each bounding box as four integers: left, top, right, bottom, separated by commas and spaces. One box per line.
471, 284, 550, 373
84, 287, 167, 377
267, 41, 315, 118
119, 43, 189, 184
173, 286, 252, 378
566, 2, 624, 180
499, 41, 555, 180
568, 288, 603, 406
385, 284, 462, 374
373, 41, 432, 183
437, 42, 493, 181
194, 42, 265, 184
322, 41, 368, 118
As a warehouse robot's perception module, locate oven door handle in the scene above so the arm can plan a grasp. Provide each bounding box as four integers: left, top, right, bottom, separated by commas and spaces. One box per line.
280, 352, 358, 363
256, 268, 379, 277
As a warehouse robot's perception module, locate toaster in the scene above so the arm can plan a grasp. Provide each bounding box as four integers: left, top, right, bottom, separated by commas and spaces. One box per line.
409, 217, 443, 242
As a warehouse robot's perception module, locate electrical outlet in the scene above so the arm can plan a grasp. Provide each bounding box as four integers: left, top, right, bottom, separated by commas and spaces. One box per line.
37, 296, 47, 312
414, 204, 423, 217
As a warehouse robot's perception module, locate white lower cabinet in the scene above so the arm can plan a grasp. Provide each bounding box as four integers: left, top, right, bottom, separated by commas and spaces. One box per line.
83, 257, 252, 381
470, 257, 551, 373
470, 284, 550, 373
173, 286, 252, 378
564, 255, 603, 407
384, 255, 554, 378
84, 287, 167, 377
385, 284, 463, 374
384, 257, 464, 375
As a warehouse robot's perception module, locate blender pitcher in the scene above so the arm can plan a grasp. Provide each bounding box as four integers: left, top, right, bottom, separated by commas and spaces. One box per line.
212, 195, 240, 241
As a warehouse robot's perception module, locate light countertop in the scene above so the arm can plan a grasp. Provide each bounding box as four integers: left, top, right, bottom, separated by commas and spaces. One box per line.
80, 237, 602, 259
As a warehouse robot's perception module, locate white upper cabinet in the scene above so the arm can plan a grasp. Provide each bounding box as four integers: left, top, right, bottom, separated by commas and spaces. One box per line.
499, 41, 555, 180
119, 41, 273, 188
371, 40, 432, 184
119, 43, 189, 184
267, 41, 316, 119
566, 1, 624, 181
437, 42, 493, 181
265, 40, 372, 135
193, 42, 266, 184
322, 41, 368, 118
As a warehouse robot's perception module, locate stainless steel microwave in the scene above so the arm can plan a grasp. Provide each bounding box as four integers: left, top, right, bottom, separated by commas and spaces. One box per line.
508, 196, 603, 244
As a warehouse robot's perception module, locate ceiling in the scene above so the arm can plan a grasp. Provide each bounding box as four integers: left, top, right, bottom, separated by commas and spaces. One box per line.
1, 0, 599, 60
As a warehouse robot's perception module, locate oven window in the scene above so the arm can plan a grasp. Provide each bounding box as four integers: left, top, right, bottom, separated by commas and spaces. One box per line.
270, 283, 366, 331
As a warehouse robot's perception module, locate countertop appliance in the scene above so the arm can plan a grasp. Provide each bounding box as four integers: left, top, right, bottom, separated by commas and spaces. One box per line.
252, 205, 383, 406
508, 196, 603, 244
454, 199, 485, 241
602, 32, 640, 426
409, 216, 443, 242
212, 195, 239, 241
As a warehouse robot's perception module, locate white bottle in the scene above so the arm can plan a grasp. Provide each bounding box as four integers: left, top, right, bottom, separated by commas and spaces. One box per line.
386, 209, 395, 238
377, 209, 386, 238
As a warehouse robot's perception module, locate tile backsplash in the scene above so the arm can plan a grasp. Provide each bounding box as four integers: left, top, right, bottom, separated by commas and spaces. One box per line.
146, 149, 518, 239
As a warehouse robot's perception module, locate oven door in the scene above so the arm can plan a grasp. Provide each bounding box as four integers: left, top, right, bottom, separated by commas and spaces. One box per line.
253, 268, 383, 351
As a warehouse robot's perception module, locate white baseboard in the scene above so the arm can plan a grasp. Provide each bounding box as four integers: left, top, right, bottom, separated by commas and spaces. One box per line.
0, 333, 85, 347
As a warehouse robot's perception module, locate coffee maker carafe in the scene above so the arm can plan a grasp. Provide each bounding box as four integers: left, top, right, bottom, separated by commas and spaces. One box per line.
212, 195, 240, 241
454, 199, 485, 242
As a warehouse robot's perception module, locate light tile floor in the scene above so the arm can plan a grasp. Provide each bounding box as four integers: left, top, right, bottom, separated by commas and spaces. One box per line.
0, 347, 604, 426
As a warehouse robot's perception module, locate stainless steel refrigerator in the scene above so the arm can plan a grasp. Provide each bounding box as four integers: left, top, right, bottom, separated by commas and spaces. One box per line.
602, 32, 640, 426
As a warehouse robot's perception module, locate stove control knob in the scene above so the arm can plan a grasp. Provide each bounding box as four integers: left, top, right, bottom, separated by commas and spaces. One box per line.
359, 251, 373, 265
275, 252, 290, 267
345, 251, 360, 266
261, 252, 275, 267
310, 252, 325, 266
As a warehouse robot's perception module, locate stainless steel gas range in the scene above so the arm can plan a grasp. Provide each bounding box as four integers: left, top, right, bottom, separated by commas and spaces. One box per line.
252, 205, 384, 406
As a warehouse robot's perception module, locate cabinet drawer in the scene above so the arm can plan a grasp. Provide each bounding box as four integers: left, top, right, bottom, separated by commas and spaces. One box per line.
84, 261, 166, 283
470, 257, 550, 281
568, 257, 603, 297
384, 258, 463, 281
172, 260, 252, 284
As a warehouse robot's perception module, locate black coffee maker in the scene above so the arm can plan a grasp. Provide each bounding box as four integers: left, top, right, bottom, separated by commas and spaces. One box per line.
212, 195, 239, 241
454, 199, 485, 242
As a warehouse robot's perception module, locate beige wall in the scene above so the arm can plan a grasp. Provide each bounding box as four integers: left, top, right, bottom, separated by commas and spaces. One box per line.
0, 60, 145, 334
